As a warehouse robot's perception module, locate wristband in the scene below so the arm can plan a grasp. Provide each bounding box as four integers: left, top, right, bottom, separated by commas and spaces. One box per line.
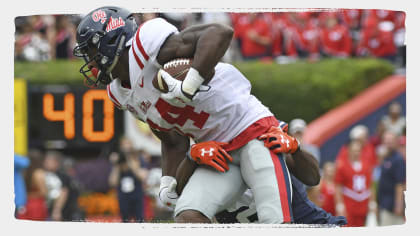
181, 67, 205, 96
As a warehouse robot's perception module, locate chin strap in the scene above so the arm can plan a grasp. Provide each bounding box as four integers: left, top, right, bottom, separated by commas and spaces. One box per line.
95, 35, 126, 86
106, 35, 126, 76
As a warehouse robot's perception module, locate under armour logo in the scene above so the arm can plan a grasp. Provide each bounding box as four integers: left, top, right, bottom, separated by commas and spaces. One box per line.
201, 148, 214, 157
91, 10, 107, 24
280, 135, 290, 148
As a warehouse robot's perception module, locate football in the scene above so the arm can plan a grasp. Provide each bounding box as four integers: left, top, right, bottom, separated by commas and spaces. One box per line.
153, 58, 193, 93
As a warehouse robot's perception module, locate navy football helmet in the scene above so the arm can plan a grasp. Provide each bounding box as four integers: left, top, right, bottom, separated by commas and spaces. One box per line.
73, 6, 137, 87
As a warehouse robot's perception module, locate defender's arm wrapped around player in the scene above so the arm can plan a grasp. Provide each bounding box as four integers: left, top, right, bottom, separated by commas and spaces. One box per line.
258, 125, 320, 186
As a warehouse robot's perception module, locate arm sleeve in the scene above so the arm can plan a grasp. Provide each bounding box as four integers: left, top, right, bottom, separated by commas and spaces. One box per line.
134, 18, 179, 63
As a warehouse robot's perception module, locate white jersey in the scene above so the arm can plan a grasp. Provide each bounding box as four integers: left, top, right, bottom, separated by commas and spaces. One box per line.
107, 18, 273, 143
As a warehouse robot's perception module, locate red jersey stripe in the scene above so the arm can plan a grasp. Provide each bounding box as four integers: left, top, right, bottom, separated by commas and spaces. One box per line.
131, 45, 144, 69
135, 24, 150, 61
106, 85, 122, 108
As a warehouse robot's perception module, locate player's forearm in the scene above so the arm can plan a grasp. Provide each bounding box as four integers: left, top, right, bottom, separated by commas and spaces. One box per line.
191, 24, 233, 80
153, 129, 190, 177
175, 157, 198, 195
161, 142, 190, 177
287, 149, 320, 186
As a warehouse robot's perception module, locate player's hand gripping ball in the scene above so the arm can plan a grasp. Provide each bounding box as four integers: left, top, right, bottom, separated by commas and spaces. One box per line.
258, 126, 300, 154
153, 58, 215, 104
189, 141, 233, 172
153, 58, 192, 92
153, 58, 193, 104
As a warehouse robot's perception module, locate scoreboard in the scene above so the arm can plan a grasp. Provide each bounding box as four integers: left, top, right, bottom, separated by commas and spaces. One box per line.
15, 80, 124, 157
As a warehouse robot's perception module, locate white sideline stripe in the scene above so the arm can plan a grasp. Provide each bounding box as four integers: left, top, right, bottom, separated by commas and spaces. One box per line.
342, 186, 371, 202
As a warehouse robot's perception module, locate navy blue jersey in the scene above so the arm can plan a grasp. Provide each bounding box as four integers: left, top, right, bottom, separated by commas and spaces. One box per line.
377, 151, 406, 211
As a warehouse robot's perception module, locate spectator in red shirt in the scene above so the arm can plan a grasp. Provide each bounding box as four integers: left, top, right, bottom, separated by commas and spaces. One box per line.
366, 9, 396, 23
339, 9, 363, 53
238, 13, 272, 59
319, 162, 337, 216
357, 18, 397, 61
284, 13, 321, 60
268, 13, 285, 57
335, 141, 376, 227
336, 125, 378, 171
340, 9, 363, 30
393, 11, 406, 31
319, 12, 352, 58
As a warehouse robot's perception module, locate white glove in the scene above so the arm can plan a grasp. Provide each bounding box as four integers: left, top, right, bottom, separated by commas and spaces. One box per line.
158, 176, 179, 209
159, 69, 192, 104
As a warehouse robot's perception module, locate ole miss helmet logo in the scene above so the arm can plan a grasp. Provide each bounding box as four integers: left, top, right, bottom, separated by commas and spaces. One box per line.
106, 16, 126, 32
92, 10, 107, 24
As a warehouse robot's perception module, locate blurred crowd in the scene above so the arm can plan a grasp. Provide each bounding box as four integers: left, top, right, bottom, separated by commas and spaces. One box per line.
300, 101, 406, 226
14, 150, 84, 221
229, 10, 405, 66
14, 136, 173, 222
14, 9, 406, 69
15, 15, 78, 61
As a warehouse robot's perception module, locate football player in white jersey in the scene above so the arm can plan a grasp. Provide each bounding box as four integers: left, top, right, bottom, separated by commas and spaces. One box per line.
73, 6, 319, 223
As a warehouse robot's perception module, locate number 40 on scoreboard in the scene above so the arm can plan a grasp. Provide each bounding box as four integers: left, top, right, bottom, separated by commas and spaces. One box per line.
27, 84, 124, 150
43, 90, 114, 142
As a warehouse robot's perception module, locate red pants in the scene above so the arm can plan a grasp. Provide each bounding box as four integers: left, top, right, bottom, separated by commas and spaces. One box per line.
17, 197, 48, 221
345, 212, 367, 227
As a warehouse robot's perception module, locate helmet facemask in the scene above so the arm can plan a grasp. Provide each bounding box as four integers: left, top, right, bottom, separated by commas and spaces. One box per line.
73, 31, 126, 88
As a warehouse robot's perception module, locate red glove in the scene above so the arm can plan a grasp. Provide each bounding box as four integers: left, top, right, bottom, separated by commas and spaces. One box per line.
189, 141, 233, 172
258, 126, 300, 154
